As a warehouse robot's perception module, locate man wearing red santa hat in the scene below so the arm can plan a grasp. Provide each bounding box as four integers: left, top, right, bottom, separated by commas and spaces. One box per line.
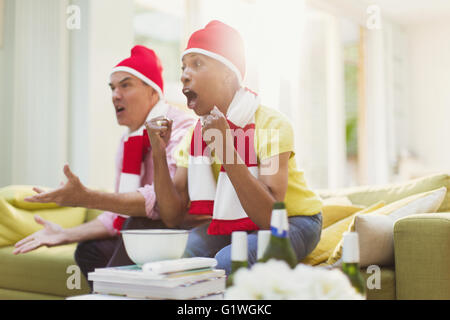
147, 21, 323, 274
14, 45, 200, 288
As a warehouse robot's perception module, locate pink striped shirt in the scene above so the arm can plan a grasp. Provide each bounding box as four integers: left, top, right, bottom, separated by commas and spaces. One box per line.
97, 103, 195, 235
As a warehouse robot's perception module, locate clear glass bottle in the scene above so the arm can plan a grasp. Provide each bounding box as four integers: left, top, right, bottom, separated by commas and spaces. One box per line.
260, 202, 297, 268
226, 231, 248, 287
341, 232, 366, 297
256, 230, 271, 262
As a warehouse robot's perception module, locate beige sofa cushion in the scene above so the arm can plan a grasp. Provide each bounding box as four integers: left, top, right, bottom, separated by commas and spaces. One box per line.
327, 187, 447, 266
302, 202, 385, 266
318, 173, 450, 212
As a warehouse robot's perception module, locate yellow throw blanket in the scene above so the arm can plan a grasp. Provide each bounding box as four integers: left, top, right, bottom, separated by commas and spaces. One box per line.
0, 185, 86, 247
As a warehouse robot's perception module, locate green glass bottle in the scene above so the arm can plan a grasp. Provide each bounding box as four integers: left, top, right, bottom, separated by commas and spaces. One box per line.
259, 202, 298, 268
226, 231, 248, 288
341, 232, 366, 297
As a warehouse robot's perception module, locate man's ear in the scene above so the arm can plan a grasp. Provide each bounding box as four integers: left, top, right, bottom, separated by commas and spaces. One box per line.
145, 84, 158, 102
150, 87, 159, 104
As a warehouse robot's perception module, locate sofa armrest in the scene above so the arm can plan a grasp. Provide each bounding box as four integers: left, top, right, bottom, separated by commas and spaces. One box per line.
394, 212, 450, 300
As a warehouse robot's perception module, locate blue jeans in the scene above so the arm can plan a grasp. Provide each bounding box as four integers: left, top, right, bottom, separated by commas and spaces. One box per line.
183, 213, 322, 275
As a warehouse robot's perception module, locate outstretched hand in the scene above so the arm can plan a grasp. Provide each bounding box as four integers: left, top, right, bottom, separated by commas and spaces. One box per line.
13, 215, 65, 254
24, 164, 88, 208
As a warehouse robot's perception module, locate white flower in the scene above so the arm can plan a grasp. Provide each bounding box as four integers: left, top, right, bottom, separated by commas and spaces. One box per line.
224, 260, 364, 300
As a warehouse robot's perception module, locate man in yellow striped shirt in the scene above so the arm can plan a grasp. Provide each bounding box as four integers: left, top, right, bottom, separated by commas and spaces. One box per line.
146, 20, 322, 274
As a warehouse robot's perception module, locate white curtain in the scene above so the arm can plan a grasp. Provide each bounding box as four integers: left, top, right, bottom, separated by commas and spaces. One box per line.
364, 20, 408, 185
6, 0, 69, 188
0, 0, 134, 190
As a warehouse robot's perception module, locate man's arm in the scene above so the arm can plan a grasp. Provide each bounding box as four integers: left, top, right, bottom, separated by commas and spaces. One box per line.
14, 215, 111, 254
62, 218, 112, 242
145, 117, 191, 228
84, 190, 146, 217
202, 107, 290, 229
152, 155, 190, 228
24, 165, 148, 217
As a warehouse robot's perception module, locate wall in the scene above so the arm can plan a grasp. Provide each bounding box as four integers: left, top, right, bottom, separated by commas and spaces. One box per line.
0, 0, 134, 190
407, 19, 450, 173
0, 0, 14, 186
1, 0, 70, 188
69, 0, 133, 190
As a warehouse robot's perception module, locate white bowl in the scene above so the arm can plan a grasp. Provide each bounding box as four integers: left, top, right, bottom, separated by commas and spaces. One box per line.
121, 229, 190, 266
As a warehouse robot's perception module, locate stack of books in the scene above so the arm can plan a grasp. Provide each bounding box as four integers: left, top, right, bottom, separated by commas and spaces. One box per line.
87, 257, 226, 300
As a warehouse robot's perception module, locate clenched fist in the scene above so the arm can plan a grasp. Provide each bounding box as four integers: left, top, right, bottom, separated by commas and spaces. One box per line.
145, 116, 173, 154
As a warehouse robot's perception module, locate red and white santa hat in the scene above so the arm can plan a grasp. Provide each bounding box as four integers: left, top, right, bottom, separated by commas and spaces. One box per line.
111, 45, 164, 98
182, 20, 246, 85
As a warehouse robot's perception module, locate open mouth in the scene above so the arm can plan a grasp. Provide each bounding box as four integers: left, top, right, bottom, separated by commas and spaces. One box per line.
183, 88, 198, 109
115, 106, 125, 114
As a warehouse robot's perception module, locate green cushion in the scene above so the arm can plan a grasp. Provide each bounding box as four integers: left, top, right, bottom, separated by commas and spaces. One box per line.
85, 208, 103, 222
0, 190, 87, 247
394, 212, 450, 300
362, 267, 396, 300
0, 244, 90, 297
318, 173, 450, 212
0, 287, 63, 300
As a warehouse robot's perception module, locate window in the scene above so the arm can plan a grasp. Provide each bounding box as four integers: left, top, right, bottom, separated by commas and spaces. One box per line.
342, 18, 363, 187
134, 0, 185, 106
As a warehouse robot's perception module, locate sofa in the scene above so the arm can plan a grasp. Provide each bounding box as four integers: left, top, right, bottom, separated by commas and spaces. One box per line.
0, 208, 101, 299
315, 172, 450, 300
0, 173, 449, 300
